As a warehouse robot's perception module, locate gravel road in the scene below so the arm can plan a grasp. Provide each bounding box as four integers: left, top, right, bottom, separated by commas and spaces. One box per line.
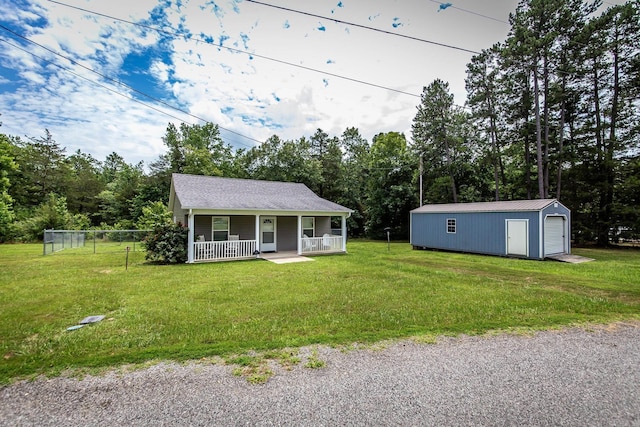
2, 322, 639, 426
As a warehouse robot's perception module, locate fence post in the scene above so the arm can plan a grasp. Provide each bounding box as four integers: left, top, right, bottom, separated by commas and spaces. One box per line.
93, 230, 96, 254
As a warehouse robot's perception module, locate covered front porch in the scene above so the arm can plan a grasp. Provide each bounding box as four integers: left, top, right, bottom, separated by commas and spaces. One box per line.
186, 213, 348, 263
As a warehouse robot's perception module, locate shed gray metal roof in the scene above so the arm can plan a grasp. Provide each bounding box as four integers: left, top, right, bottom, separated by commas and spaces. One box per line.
411, 199, 561, 213
171, 173, 352, 213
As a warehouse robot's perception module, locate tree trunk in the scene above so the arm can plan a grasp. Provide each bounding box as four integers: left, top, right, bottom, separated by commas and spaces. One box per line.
592, 57, 608, 246
533, 65, 545, 199
600, 23, 621, 246
444, 138, 458, 203
556, 71, 567, 200
542, 53, 551, 199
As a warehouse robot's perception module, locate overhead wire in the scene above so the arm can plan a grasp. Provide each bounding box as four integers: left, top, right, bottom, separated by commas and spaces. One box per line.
14, 0, 597, 148
426, 0, 510, 25
244, 0, 481, 54
0, 36, 195, 126
47, 0, 422, 99
0, 24, 260, 147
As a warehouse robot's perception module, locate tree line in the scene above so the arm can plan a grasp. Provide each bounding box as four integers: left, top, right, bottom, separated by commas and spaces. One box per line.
0, 0, 637, 244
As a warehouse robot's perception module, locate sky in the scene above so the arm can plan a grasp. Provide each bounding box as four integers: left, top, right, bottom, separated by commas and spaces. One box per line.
0, 0, 610, 167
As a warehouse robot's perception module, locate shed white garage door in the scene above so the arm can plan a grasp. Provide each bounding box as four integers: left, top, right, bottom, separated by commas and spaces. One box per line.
544, 216, 565, 255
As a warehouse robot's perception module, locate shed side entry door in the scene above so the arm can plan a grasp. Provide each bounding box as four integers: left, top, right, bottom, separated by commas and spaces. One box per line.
544, 216, 565, 256
506, 219, 528, 257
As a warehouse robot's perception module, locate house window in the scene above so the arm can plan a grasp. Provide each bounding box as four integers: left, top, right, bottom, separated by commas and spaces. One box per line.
302, 217, 315, 237
447, 218, 456, 234
212, 217, 229, 241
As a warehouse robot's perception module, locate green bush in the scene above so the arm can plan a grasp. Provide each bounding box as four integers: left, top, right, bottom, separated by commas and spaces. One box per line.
143, 223, 189, 264
12, 193, 90, 242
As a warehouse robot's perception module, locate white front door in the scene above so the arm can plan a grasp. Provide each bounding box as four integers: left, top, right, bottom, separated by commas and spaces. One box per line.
260, 216, 277, 252
506, 219, 528, 257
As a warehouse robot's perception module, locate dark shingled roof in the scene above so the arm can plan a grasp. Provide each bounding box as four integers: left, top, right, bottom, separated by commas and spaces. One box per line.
171, 173, 352, 213
411, 199, 560, 213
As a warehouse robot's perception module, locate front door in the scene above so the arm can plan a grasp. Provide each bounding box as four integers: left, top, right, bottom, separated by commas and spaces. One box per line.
260, 216, 277, 252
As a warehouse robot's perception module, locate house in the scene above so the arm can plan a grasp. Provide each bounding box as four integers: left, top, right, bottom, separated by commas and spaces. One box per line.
168, 173, 353, 263
410, 199, 571, 260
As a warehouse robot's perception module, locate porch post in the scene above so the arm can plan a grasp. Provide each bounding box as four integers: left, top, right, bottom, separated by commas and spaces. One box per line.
341, 214, 347, 252
255, 214, 260, 253
187, 210, 194, 263
297, 215, 302, 255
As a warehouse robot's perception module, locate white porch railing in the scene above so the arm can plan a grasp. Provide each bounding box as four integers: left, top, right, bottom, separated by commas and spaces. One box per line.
194, 240, 257, 262
301, 235, 343, 254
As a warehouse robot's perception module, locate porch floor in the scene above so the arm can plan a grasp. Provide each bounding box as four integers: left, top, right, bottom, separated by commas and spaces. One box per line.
259, 251, 314, 264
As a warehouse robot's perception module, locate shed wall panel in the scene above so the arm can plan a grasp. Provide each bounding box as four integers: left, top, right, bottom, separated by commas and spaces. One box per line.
411, 211, 542, 259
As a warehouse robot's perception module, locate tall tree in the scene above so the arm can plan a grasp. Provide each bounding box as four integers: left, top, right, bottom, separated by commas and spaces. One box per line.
0, 132, 18, 241
412, 79, 471, 203
339, 127, 370, 237
66, 150, 104, 220
466, 44, 508, 200
557, 1, 640, 245
10, 130, 70, 209
366, 132, 417, 239
309, 128, 343, 200
161, 122, 235, 177
240, 135, 323, 190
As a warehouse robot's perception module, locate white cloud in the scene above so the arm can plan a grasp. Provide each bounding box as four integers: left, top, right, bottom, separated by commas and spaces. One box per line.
1, 0, 531, 166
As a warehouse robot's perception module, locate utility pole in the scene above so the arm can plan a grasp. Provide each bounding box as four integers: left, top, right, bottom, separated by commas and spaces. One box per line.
419, 155, 423, 206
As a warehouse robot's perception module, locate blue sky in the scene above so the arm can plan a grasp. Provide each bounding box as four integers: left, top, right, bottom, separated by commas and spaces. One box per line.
0, 0, 601, 166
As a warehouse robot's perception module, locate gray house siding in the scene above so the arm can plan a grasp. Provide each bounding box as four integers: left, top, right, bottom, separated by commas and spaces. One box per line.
410, 200, 571, 260
315, 216, 331, 236
194, 215, 211, 240
276, 216, 297, 251
194, 215, 256, 241
171, 195, 186, 225
231, 216, 256, 240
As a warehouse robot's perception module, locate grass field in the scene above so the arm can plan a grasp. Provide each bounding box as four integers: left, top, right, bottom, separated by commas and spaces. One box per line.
1, 241, 639, 384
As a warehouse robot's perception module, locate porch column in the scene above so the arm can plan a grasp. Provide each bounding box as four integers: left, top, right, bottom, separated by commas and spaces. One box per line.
255, 214, 260, 253
297, 215, 302, 255
187, 210, 194, 263
341, 214, 347, 252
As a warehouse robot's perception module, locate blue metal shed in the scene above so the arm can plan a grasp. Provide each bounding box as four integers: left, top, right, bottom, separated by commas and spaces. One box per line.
410, 199, 571, 260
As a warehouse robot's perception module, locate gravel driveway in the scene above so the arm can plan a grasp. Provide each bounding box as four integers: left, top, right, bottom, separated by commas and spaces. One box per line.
2, 322, 639, 426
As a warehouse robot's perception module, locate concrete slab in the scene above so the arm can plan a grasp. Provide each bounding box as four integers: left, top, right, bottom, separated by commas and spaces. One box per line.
265, 256, 314, 264
546, 253, 595, 263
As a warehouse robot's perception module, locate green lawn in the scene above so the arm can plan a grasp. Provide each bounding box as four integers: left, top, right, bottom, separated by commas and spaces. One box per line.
1, 241, 639, 384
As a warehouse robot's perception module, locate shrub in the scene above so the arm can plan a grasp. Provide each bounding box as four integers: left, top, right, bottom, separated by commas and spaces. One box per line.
12, 193, 90, 242
143, 223, 189, 264
135, 201, 173, 230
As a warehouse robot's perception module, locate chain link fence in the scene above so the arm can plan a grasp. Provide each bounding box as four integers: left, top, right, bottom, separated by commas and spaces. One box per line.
43, 230, 151, 255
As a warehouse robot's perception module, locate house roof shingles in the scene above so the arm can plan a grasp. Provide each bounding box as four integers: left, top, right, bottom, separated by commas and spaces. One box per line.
411, 199, 560, 214
171, 173, 352, 213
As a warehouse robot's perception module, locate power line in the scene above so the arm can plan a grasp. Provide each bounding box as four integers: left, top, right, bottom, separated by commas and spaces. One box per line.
427, 0, 509, 25
245, 0, 482, 55
0, 24, 260, 147
47, 0, 422, 99
0, 37, 195, 126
